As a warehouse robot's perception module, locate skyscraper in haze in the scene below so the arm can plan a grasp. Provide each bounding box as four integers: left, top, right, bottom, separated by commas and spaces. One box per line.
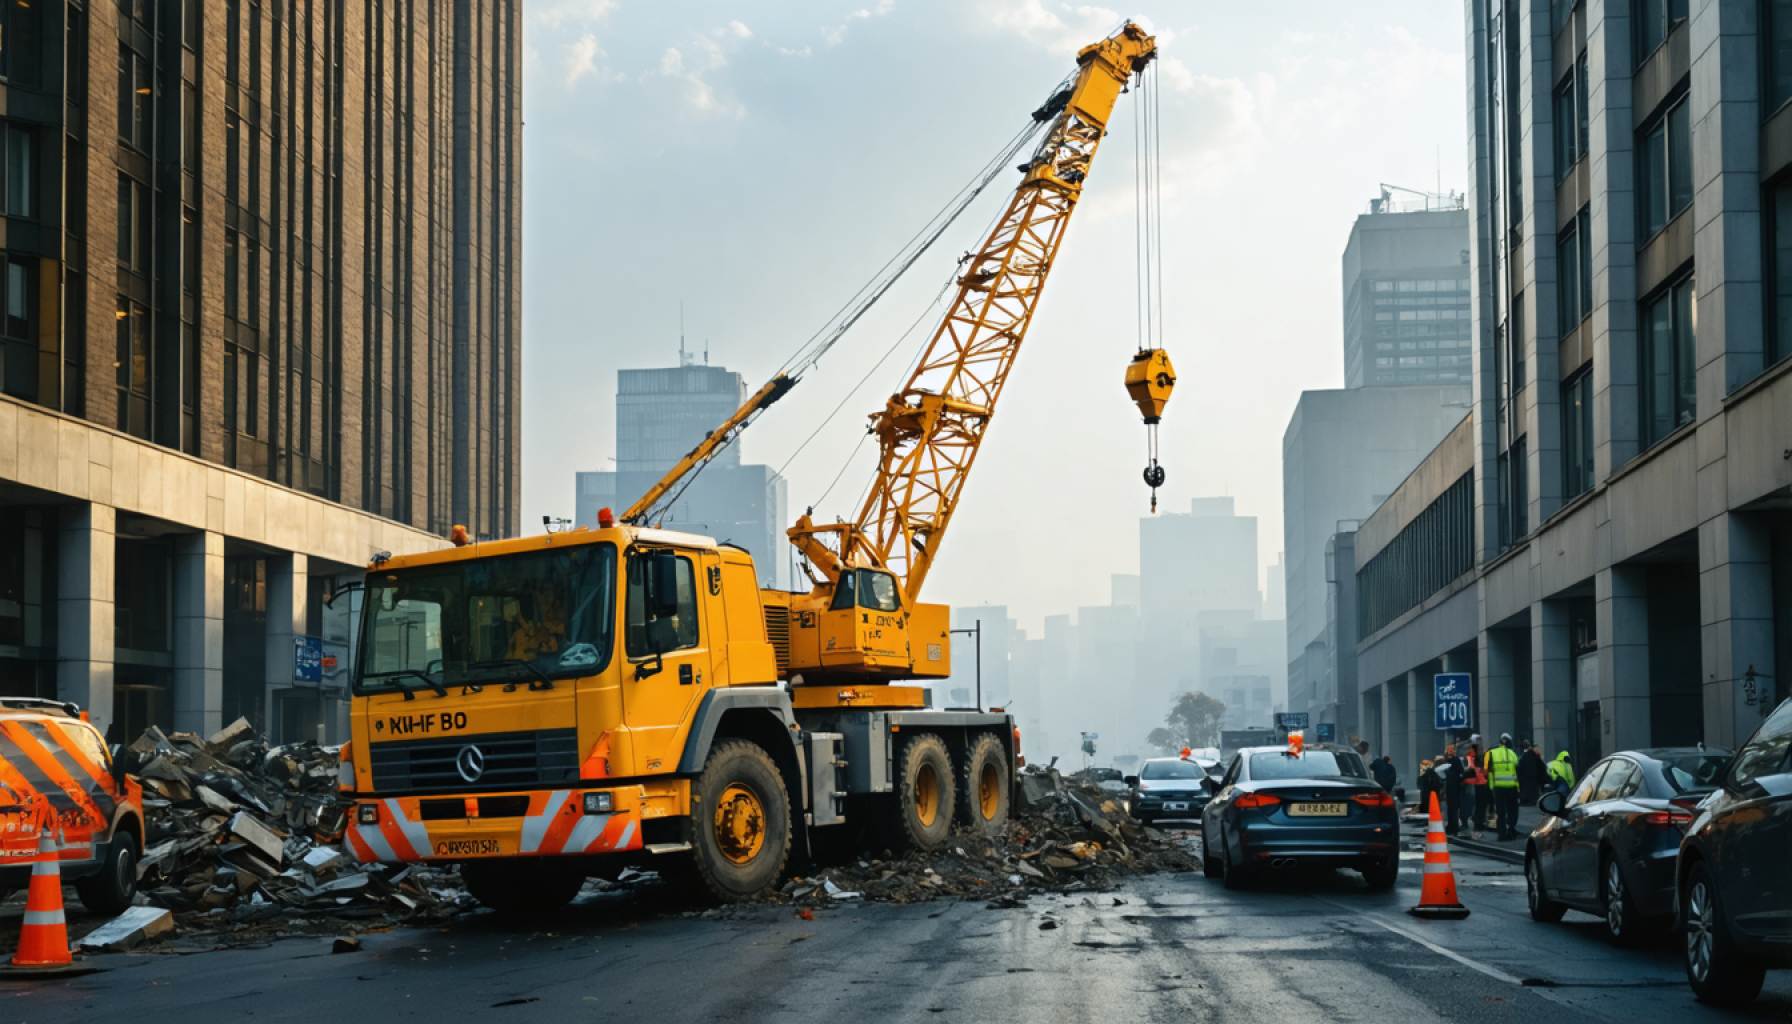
575, 360, 788, 589
1341, 193, 1471, 388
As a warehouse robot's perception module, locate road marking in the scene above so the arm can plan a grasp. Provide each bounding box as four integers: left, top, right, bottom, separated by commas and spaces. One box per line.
1313, 896, 1524, 985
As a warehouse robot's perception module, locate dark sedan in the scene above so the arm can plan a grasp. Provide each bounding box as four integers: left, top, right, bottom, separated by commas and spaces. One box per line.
1126, 757, 1215, 825
1676, 698, 1792, 1007
1526, 746, 1731, 945
1199, 745, 1399, 890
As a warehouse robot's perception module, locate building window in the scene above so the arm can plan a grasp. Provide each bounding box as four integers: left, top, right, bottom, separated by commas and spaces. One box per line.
1635, 0, 1688, 64
0, 255, 35, 401
1554, 72, 1579, 179
0, 1, 41, 86
1557, 208, 1593, 336
1771, 0, 1792, 112
117, 43, 150, 151
1770, 177, 1792, 363
1641, 275, 1696, 444
116, 300, 149, 439
116, 174, 149, 272
1562, 370, 1595, 499
1639, 97, 1692, 239
0, 124, 30, 218
1552, 0, 1579, 32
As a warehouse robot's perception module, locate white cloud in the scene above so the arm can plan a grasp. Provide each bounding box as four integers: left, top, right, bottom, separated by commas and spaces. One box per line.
656, 44, 744, 118
565, 34, 603, 88
725, 19, 753, 39
820, 0, 895, 47
976, 0, 1120, 54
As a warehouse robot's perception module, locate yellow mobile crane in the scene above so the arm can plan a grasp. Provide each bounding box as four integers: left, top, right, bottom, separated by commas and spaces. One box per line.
340, 24, 1163, 909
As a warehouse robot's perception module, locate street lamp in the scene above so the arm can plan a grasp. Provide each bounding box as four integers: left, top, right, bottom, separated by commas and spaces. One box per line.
948, 618, 983, 710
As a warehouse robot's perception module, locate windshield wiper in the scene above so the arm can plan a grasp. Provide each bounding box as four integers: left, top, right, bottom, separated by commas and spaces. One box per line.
469, 659, 555, 692
364, 669, 448, 701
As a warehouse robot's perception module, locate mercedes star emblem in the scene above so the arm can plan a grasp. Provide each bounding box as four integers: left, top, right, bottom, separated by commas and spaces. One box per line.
454, 744, 486, 783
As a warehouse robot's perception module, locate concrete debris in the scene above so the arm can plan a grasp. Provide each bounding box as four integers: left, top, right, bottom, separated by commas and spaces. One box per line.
120, 722, 471, 947
78, 906, 175, 951
775, 767, 1194, 909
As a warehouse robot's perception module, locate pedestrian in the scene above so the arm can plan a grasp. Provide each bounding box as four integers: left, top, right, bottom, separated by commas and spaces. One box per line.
1438, 743, 1465, 836
1356, 739, 1371, 760
1461, 742, 1485, 839
1415, 757, 1437, 811
1545, 750, 1576, 796
1371, 753, 1397, 792
1517, 743, 1545, 805
1485, 733, 1521, 840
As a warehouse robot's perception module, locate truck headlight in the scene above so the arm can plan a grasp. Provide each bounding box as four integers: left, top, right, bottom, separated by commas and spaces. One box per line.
357, 803, 380, 825
582, 792, 613, 815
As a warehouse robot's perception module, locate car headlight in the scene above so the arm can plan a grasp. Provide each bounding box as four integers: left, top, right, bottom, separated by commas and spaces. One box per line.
582, 792, 614, 814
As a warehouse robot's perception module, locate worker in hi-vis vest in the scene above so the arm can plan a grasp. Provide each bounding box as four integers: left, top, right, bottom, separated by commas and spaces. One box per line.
1484, 734, 1522, 841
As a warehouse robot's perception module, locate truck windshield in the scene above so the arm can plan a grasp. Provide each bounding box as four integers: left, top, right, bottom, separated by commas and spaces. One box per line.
356, 543, 616, 695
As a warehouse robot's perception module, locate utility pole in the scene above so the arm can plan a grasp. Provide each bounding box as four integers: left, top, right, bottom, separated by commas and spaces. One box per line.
948, 619, 983, 710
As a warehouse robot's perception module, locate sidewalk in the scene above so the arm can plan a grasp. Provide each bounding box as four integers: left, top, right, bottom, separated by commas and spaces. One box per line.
1400, 797, 1544, 865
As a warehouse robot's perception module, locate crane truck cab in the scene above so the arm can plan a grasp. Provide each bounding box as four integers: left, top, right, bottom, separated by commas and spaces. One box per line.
343, 524, 1016, 910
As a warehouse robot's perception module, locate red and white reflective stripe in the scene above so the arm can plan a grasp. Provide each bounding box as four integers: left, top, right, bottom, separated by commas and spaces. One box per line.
1426, 841, 1450, 854
1423, 862, 1454, 875
519, 791, 572, 853
562, 813, 611, 854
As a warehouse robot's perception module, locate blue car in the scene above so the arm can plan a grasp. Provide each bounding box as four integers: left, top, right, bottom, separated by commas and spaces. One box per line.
1200, 745, 1399, 890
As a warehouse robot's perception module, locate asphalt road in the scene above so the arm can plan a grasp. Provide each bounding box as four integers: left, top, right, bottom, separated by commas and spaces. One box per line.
6, 831, 1789, 1024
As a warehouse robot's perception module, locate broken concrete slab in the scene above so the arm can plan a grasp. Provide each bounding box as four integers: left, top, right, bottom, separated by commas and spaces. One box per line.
78, 906, 174, 952
226, 811, 285, 866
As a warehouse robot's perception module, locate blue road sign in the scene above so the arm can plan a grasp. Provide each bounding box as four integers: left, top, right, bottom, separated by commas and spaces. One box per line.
1434, 673, 1472, 731
294, 636, 323, 684
1315, 723, 1336, 743
1274, 712, 1310, 731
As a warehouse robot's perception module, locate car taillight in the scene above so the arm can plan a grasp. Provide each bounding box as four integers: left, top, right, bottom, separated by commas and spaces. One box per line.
1350, 791, 1395, 809
1235, 792, 1282, 810
1645, 810, 1694, 828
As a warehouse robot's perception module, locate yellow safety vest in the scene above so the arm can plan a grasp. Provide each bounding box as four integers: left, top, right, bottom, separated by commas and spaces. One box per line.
1486, 746, 1519, 788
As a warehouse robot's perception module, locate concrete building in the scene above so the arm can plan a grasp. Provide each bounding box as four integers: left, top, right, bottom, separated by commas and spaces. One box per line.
0, 2, 520, 742
1138, 497, 1261, 713
575, 362, 789, 589
1343, 197, 1474, 388
1282, 386, 1470, 716
1353, 0, 1792, 786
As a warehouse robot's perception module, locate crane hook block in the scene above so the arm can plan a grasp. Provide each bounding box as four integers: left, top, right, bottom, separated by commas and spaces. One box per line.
1124, 348, 1176, 424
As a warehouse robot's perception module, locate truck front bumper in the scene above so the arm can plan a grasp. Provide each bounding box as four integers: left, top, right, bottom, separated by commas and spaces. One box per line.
345, 787, 646, 863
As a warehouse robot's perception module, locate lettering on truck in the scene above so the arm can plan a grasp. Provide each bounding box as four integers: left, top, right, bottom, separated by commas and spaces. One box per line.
379, 711, 471, 736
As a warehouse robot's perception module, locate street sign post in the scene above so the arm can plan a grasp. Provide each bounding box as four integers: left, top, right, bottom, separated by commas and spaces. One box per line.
1433, 673, 1472, 731
1274, 712, 1309, 732
1315, 722, 1336, 743
293, 636, 324, 685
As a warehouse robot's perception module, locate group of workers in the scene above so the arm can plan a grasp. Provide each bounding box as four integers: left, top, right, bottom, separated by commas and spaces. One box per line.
1402, 734, 1577, 842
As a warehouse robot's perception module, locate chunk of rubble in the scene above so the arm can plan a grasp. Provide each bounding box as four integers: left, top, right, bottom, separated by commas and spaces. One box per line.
78, 906, 175, 952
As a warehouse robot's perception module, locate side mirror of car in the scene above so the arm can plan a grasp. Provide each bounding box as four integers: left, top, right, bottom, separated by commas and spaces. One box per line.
1123, 775, 1138, 788
1537, 789, 1567, 817
1201, 777, 1218, 795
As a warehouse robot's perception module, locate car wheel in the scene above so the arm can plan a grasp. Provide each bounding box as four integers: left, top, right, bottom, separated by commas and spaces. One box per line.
1601, 855, 1645, 946
74, 828, 140, 915
1525, 851, 1566, 923
1361, 856, 1398, 891
1221, 829, 1250, 891
1682, 860, 1766, 1007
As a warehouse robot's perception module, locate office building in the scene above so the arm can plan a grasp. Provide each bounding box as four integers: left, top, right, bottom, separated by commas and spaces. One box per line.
0, 2, 521, 740
575, 361, 788, 589
1352, 0, 1792, 787
1281, 385, 1469, 718
1342, 195, 1473, 388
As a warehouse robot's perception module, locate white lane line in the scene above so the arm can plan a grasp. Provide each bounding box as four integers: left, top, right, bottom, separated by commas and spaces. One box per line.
1312, 896, 1525, 986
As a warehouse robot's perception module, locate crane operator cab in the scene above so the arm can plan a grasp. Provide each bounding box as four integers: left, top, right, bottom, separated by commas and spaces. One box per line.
779, 566, 952, 683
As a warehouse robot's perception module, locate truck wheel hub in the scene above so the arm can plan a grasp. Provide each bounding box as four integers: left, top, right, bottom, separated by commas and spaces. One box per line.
714, 783, 766, 864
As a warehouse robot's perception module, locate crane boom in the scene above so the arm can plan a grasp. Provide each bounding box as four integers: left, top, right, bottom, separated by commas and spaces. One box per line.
790, 23, 1157, 603
620, 374, 796, 525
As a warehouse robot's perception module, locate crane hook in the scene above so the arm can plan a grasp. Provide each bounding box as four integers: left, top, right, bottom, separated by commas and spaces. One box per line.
1125, 348, 1176, 513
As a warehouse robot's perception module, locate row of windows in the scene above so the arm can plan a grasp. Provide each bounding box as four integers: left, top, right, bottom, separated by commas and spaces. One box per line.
1557, 208, 1592, 336
1375, 339, 1471, 353
1373, 293, 1469, 307
1356, 472, 1475, 639
1376, 308, 1470, 322
1370, 278, 1467, 294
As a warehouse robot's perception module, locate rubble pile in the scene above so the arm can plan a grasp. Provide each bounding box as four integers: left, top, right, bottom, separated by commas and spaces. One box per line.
126, 719, 466, 933
777, 767, 1195, 906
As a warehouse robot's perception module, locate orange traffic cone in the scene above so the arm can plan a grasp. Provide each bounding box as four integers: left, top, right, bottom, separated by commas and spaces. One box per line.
1408, 791, 1470, 920
11, 823, 73, 969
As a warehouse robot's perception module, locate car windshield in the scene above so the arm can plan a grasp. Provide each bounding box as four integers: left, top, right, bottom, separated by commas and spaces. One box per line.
1248, 751, 1367, 781
356, 543, 617, 694
1141, 760, 1204, 780
1657, 753, 1730, 793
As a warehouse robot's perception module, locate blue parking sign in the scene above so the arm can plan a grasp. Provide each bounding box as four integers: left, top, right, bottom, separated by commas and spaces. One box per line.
1434, 673, 1472, 731
294, 636, 323, 684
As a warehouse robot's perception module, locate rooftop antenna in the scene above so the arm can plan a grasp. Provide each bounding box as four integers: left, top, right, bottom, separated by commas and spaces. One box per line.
705, 337, 710, 365
679, 301, 688, 366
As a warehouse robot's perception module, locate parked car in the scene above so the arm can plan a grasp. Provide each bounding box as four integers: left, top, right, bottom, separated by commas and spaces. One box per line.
1675, 698, 1792, 1007
1199, 744, 1398, 890
1524, 747, 1731, 944
1126, 757, 1215, 825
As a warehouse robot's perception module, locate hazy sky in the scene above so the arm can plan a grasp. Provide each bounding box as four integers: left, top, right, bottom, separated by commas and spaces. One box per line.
519, 1, 1468, 636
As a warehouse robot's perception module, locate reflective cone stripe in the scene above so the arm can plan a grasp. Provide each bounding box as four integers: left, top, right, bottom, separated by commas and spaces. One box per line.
536, 794, 585, 856
11, 829, 72, 968
1409, 792, 1469, 918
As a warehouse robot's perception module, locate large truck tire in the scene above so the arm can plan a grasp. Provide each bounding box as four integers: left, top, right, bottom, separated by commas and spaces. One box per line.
687, 739, 792, 902
463, 860, 584, 915
75, 829, 139, 915
893, 733, 955, 851
957, 732, 1011, 836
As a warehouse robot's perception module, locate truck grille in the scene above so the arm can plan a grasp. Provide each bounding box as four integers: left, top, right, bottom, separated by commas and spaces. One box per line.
763, 605, 791, 672
369, 729, 580, 795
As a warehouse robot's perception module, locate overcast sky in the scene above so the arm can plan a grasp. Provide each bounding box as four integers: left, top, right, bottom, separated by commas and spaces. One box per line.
519, 1, 1468, 636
